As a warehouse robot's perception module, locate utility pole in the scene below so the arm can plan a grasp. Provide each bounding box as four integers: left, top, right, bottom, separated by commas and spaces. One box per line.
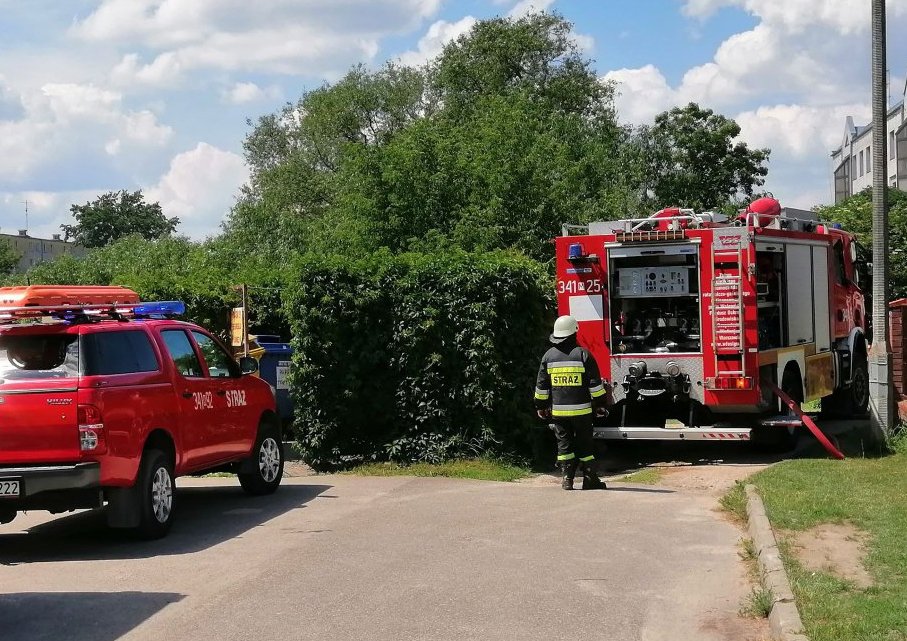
869, 0, 894, 438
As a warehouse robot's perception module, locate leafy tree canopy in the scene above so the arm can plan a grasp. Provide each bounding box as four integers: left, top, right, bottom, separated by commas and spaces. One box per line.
225, 12, 642, 263
62, 190, 179, 248
814, 187, 907, 299
636, 103, 770, 212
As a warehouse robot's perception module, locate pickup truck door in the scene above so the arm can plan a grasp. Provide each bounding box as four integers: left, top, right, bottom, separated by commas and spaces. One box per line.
189, 330, 255, 458
158, 329, 221, 470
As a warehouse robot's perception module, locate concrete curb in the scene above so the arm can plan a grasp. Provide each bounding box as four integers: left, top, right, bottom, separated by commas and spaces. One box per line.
744, 484, 809, 641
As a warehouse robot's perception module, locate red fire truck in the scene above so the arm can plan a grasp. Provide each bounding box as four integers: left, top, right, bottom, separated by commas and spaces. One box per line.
556, 198, 868, 447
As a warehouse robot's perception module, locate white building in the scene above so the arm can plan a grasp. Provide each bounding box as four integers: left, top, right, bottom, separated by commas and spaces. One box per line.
0, 229, 85, 273
831, 81, 907, 203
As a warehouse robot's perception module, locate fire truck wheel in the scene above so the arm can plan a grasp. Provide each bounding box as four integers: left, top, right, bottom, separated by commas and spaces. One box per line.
239, 420, 284, 496
848, 358, 870, 417
824, 355, 869, 418
754, 368, 803, 451
135, 448, 175, 540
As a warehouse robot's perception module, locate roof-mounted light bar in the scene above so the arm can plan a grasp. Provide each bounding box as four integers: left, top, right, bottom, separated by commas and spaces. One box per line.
0, 300, 186, 323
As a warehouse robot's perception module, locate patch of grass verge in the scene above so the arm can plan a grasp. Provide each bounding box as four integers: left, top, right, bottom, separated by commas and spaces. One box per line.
719, 481, 747, 522
346, 458, 530, 482
739, 587, 774, 619
727, 448, 907, 641
615, 467, 663, 485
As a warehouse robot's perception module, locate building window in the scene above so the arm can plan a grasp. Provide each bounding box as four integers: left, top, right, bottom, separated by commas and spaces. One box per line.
859, 150, 864, 176
852, 155, 857, 180
892, 131, 896, 159
866, 146, 871, 173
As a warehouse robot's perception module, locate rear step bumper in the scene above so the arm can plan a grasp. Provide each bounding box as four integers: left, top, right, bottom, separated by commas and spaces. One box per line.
0, 462, 100, 497
594, 427, 752, 440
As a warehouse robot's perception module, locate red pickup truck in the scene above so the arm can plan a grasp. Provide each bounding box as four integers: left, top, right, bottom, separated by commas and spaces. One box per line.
0, 286, 284, 539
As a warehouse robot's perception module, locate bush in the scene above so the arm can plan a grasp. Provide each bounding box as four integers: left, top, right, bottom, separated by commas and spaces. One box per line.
13, 235, 291, 340
285, 249, 553, 470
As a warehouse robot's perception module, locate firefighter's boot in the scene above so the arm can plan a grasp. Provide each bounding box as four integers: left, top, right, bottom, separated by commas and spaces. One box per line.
561, 460, 578, 491
581, 462, 606, 490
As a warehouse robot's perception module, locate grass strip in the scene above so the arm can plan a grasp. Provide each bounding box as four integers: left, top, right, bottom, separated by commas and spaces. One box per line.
724, 434, 907, 641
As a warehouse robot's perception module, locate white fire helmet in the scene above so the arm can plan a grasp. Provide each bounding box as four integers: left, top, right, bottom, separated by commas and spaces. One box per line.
550, 315, 579, 342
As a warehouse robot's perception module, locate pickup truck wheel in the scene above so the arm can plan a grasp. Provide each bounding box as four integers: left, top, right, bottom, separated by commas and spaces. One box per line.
135, 448, 175, 539
239, 423, 283, 496
0, 508, 16, 525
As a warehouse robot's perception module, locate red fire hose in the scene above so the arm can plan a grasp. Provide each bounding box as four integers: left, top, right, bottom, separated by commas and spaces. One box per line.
764, 380, 845, 459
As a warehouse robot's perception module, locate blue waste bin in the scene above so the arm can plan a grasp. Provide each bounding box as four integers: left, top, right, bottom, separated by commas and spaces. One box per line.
253, 336, 294, 424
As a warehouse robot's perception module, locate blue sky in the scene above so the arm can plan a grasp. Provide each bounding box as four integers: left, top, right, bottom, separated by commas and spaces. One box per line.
1, 0, 906, 240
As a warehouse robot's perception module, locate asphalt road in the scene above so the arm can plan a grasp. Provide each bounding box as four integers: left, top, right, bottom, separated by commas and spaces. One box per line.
0, 469, 767, 641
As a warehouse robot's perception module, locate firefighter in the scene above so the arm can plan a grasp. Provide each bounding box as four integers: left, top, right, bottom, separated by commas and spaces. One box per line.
534, 315, 608, 490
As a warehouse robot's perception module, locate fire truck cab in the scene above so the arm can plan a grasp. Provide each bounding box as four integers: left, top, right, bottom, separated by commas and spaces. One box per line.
556, 198, 868, 443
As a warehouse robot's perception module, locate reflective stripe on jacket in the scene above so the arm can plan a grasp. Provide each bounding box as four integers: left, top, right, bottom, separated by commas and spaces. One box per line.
534, 343, 607, 417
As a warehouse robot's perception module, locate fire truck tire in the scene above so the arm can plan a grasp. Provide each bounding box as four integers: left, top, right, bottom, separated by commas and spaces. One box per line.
135, 448, 175, 540
239, 420, 284, 496
846, 358, 870, 417
754, 368, 802, 451
824, 355, 869, 418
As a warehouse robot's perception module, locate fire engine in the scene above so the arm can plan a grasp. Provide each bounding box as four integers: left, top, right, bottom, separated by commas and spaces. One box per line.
556, 197, 867, 450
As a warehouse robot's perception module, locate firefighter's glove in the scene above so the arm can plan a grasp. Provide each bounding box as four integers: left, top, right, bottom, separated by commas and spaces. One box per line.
594, 407, 608, 418
537, 409, 552, 420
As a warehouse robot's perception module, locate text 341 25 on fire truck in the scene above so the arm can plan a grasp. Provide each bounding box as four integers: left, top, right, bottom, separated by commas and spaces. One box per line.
0, 286, 283, 539
556, 197, 869, 446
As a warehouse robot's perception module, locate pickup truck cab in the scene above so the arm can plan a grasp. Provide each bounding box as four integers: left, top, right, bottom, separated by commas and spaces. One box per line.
0, 286, 283, 539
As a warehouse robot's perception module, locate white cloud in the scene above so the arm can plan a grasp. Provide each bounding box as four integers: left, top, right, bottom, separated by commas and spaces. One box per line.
508, 0, 556, 18
223, 81, 283, 104
144, 143, 249, 239
112, 52, 184, 87
683, 0, 907, 35
603, 65, 676, 124
74, 0, 444, 78
0, 82, 172, 186
735, 103, 870, 158
398, 16, 477, 66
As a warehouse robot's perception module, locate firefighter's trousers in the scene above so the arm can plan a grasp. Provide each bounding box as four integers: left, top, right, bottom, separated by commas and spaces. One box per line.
552, 415, 596, 474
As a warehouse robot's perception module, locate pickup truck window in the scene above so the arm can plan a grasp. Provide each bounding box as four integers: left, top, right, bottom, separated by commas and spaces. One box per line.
82, 330, 159, 375
191, 331, 238, 378
161, 330, 204, 378
0, 333, 79, 379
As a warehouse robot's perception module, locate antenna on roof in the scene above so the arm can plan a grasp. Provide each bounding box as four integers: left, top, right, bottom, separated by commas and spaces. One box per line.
22, 200, 28, 234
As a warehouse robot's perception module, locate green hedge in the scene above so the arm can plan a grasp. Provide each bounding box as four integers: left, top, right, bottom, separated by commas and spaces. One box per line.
285, 250, 553, 470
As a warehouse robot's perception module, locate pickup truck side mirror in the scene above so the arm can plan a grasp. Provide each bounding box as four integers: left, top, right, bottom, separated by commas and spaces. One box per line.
239, 356, 259, 375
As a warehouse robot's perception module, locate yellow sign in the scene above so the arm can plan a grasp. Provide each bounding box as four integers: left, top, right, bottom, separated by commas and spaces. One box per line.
551, 373, 582, 387
231, 307, 245, 347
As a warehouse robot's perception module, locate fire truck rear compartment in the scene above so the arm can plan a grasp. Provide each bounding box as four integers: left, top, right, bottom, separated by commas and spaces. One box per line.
608, 249, 701, 355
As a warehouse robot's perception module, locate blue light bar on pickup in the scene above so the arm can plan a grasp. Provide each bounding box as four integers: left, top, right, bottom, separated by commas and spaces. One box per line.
133, 301, 186, 316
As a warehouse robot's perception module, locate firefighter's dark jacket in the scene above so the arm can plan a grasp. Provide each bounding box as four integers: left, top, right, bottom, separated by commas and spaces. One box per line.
534, 337, 607, 418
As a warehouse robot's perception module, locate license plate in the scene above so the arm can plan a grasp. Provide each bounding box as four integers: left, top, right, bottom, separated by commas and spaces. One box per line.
0, 479, 20, 498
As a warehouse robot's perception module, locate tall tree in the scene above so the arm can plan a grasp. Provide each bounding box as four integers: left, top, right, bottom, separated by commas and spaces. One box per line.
226, 12, 640, 262
62, 190, 179, 248
637, 103, 770, 212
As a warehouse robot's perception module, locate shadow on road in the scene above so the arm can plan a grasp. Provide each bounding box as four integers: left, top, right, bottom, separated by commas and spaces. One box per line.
0, 591, 184, 641
596, 418, 877, 475
0, 483, 330, 565
598, 440, 782, 475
